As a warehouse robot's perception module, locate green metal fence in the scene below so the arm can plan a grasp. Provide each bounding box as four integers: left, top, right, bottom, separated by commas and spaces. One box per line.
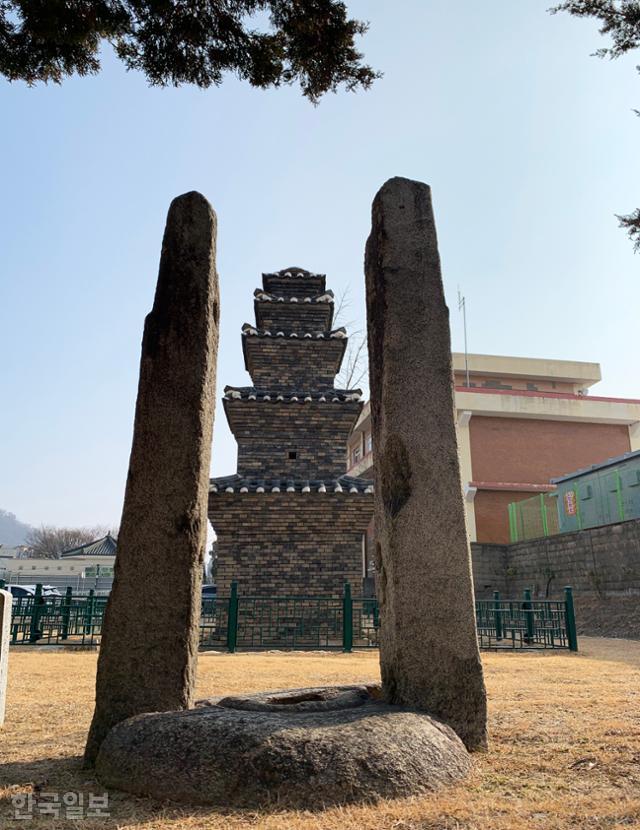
3, 581, 578, 652
476, 587, 577, 651
8, 585, 108, 647
508, 492, 560, 543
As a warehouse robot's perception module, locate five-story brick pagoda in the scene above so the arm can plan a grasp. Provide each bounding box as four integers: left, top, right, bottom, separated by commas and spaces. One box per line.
209, 267, 374, 596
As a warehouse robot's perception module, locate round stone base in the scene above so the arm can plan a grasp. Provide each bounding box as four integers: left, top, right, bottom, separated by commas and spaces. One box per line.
95, 685, 471, 808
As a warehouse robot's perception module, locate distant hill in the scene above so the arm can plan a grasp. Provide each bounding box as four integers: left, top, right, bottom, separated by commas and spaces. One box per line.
0, 509, 33, 546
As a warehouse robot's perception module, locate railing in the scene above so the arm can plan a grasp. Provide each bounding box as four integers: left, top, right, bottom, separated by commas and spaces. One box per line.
476, 587, 578, 651
8, 586, 108, 647
2, 581, 578, 652
508, 492, 560, 543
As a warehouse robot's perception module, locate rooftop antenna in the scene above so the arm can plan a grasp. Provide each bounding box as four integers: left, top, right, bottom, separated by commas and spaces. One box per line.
457, 287, 470, 388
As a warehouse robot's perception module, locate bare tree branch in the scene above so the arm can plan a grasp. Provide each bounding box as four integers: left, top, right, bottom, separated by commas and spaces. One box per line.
334, 285, 369, 390
339, 332, 368, 389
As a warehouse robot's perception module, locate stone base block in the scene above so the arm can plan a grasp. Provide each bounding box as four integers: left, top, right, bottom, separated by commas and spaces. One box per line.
95, 685, 471, 808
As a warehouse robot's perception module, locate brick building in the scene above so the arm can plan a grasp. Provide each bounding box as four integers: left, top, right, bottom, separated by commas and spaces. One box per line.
209, 267, 374, 595
348, 353, 640, 548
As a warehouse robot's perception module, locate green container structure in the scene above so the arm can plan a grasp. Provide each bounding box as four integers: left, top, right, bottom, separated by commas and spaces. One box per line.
552, 449, 640, 534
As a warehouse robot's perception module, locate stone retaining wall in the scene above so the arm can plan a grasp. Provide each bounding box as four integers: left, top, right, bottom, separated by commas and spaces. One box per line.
472, 518, 640, 639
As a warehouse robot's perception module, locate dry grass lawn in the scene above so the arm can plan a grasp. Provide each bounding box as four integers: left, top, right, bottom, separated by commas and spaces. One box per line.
2, 639, 640, 829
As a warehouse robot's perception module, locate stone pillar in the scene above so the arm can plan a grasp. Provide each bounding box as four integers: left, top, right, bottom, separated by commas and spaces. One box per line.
84, 191, 219, 765
365, 177, 487, 751
0, 588, 10, 727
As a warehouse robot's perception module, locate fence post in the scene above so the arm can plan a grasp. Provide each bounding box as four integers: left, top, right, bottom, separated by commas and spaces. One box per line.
508, 503, 518, 542
373, 598, 380, 630
564, 586, 578, 652
342, 582, 353, 653
493, 590, 502, 641
29, 583, 44, 643
540, 493, 549, 537
61, 587, 72, 640
523, 588, 534, 645
227, 581, 239, 654
84, 589, 95, 637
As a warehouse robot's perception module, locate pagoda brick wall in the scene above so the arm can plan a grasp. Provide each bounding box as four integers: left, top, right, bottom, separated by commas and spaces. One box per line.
209, 267, 374, 596
228, 399, 361, 478
254, 299, 332, 332
242, 337, 345, 389
213, 495, 371, 595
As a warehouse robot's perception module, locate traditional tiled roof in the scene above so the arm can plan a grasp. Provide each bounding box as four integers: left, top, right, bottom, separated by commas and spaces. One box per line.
60, 533, 117, 558
241, 324, 346, 339
263, 268, 325, 279
253, 289, 334, 304
210, 474, 373, 494
223, 386, 362, 402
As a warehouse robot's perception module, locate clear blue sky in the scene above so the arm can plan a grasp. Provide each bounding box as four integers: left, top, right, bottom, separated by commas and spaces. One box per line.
1, 0, 639, 530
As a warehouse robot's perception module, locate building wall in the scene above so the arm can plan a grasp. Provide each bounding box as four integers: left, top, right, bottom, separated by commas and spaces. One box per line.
474, 490, 533, 544
1, 555, 116, 577
452, 353, 601, 391
469, 417, 631, 484
349, 408, 635, 544
469, 418, 631, 543
254, 301, 332, 332
456, 411, 477, 539
470, 542, 507, 597
244, 337, 345, 389
348, 355, 640, 545
212, 493, 373, 595
228, 399, 361, 479
454, 373, 577, 394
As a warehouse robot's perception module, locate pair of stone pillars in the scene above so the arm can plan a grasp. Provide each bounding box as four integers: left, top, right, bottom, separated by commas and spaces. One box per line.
84, 179, 487, 782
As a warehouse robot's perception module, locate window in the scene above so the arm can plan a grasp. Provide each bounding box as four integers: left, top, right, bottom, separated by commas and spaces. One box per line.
288, 451, 297, 460
352, 446, 362, 465
579, 484, 593, 501
365, 432, 372, 454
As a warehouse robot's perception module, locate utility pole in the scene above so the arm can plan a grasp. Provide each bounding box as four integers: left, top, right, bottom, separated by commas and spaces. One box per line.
457, 288, 470, 387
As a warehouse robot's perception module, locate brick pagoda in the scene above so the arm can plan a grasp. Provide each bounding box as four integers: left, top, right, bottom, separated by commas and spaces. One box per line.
209, 267, 374, 596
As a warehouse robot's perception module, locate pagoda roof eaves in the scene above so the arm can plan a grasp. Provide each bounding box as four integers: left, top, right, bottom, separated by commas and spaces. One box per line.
223, 386, 362, 402
209, 473, 374, 495
253, 288, 334, 304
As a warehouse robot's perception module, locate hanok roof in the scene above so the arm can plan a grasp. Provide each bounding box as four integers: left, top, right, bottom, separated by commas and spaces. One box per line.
209, 474, 373, 495
253, 289, 334, 304
241, 324, 346, 339
261, 268, 327, 297
60, 533, 117, 558
223, 386, 362, 402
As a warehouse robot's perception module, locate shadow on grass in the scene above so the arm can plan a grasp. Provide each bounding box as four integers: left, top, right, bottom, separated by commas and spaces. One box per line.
0, 753, 328, 826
